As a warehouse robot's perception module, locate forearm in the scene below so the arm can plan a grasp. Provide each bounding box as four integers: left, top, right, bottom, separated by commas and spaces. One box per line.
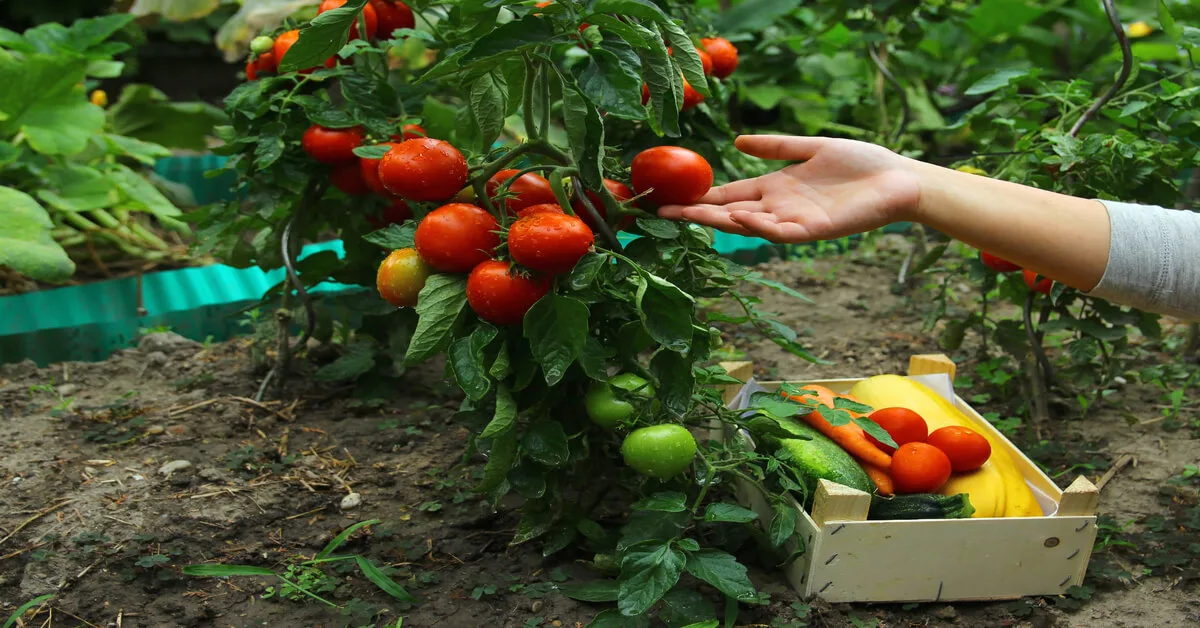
903, 161, 1112, 292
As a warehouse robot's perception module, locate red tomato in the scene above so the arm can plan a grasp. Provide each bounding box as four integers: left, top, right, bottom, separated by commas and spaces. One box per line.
485, 169, 558, 214
572, 179, 636, 232
668, 46, 713, 76
367, 199, 412, 230
302, 125, 365, 165
376, 247, 431, 307
245, 51, 277, 80
378, 138, 469, 202
369, 0, 415, 39
414, 203, 500, 273
391, 123, 427, 140
890, 442, 952, 494
318, 0, 379, 41
980, 251, 1021, 273
631, 146, 713, 206
517, 203, 565, 218
273, 30, 337, 73
508, 212, 595, 275
700, 37, 738, 79
466, 260, 552, 326
682, 78, 704, 110
927, 426, 992, 472
359, 142, 399, 196
1023, 269, 1054, 294
862, 407, 929, 454
330, 162, 370, 196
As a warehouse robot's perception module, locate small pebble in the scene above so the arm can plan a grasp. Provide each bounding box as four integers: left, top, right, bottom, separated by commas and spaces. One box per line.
198, 468, 225, 482
1112, 376, 1128, 387
530, 601, 543, 613
933, 605, 958, 620
145, 425, 165, 435
158, 460, 193, 476
340, 492, 363, 510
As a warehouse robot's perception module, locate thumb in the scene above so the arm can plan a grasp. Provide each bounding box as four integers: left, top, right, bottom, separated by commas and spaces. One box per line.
735, 134, 826, 162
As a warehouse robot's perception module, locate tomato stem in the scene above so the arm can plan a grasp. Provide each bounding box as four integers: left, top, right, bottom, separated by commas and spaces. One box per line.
571, 177, 622, 251
522, 54, 540, 140
547, 167, 578, 216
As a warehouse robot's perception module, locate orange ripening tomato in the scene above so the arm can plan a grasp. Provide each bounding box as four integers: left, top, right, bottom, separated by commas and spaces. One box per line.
466, 260, 552, 326
890, 442, 952, 494
980, 251, 1021, 273
862, 407, 928, 454
700, 37, 738, 79
319, 0, 378, 41
926, 426, 992, 472
1023, 269, 1054, 294
413, 203, 500, 273
273, 30, 337, 73
377, 248, 431, 307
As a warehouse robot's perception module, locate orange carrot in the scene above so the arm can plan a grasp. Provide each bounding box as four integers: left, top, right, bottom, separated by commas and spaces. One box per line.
784, 386, 894, 469
861, 462, 894, 496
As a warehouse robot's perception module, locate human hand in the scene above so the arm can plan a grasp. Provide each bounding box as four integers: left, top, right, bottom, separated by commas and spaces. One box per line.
656, 135, 923, 243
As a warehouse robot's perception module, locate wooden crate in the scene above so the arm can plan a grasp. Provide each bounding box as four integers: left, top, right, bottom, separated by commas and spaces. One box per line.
714, 354, 1100, 604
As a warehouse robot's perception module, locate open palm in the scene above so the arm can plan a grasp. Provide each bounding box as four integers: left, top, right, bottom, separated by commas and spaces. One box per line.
657, 135, 923, 244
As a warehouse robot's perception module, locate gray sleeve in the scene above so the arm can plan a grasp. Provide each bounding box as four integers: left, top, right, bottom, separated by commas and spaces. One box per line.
1085, 199, 1200, 321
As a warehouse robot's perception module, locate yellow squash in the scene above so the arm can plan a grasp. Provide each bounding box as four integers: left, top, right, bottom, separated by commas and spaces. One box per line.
849, 374, 1040, 518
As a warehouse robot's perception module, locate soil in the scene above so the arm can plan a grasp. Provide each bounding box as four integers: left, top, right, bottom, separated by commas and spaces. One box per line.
2, 248, 1198, 628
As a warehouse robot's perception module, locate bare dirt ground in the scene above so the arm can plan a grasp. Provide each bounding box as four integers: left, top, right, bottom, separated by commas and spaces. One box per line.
2, 249, 1197, 628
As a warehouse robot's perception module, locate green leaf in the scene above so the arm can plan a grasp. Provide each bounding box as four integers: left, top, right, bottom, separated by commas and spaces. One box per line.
633, 491, 688, 513
588, 0, 670, 23
637, 29, 681, 136
560, 579, 619, 602
0, 187, 74, 281
650, 350, 693, 417
660, 21, 708, 98
684, 550, 757, 603
450, 324, 499, 401
278, 0, 366, 71
480, 383, 517, 440
3, 594, 54, 628
0, 52, 102, 155
909, 243, 948, 275
964, 68, 1029, 96
109, 164, 187, 230
967, 0, 1050, 38
36, 164, 115, 211
469, 69, 508, 152
560, 76, 606, 191
636, 274, 695, 352
521, 420, 570, 468
476, 429, 518, 494
102, 133, 171, 165
617, 544, 686, 616
714, 0, 803, 34
405, 275, 469, 365
659, 588, 717, 628
579, 48, 645, 120
681, 622, 719, 628
635, 217, 681, 239
569, 252, 607, 290
852, 416, 897, 449
579, 336, 614, 380
181, 564, 276, 577
1159, 0, 1182, 42
313, 343, 376, 381
769, 503, 798, 548
106, 84, 225, 150
508, 460, 547, 499
462, 17, 557, 65
703, 503, 758, 523
743, 272, 812, 302
317, 519, 382, 559
355, 556, 419, 602
363, 222, 415, 249
524, 295, 590, 386
489, 339, 512, 380
588, 609, 651, 628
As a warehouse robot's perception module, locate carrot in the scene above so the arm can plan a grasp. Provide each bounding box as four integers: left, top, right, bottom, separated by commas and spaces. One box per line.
861, 462, 894, 496
784, 385, 894, 470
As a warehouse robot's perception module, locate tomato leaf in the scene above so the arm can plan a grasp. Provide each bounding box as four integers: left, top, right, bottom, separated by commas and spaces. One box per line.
449, 324, 498, 401
363, 222, 415, 249
521, 419, 570, 468
512, 507, 555, 544
579, 48, 645, 120
587, 609, 651, 628
475, 429, 518, 495
617, 543, 686, 616
405, 275, 469, 366
313, 342, 376, 381
632, 491, 688, 513
713, 0, 803, 34
279, 0, 365, 71
703, 503, 758, 523
852, 416, 897, 449
588, 0, 670, 23
560, 75, 606, 192
635, 217, 681, 239
508, 460, 547, 499
636, 24, 681, 137
741, 271, 812, 302
1159, 0, 1183, 43
660, 21, 709, 98
524, 295, 590, 386
769, 502, 799, 549
462, 17, 558, 65
636, 274, 695, 353
618, 510, 691, 552
832, 397, 873, 414
684, 550, 758, 603
650, 350, 694, 417
489, 338, 512, 380
569, 252, 607, 290
469, 69, 508, 152
659, 588, 717, 628
479, 383, 516, 440
559, 579, 620, 602
579, 336, 615, 380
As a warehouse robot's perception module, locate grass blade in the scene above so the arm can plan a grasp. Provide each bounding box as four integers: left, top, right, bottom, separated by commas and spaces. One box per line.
317, 519, 381, 559
182, 564, 277, 577
4, 594, 54, 628
355, 556, 419, 603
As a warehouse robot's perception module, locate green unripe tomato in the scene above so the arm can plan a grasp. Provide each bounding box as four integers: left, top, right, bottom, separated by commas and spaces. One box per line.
584, 373, 655, 428
620, 424, 697, 480
251, 36, 276, 54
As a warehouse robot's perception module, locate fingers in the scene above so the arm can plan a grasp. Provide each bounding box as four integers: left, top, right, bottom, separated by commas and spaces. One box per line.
729, 210, 817, 244
695, 178, 764, 205
656, 204, 754, 236
735, 134, 826, 162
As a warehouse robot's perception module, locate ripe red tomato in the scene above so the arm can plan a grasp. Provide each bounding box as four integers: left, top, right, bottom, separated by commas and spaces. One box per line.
1023, 269, 1054, 294
516, 203, 564, 218
359, 142, 399, 196
376, 247, 431, 307
466, 260, 552, 326
573, 179, 636, 232
273, 30, 337, 73
927, 426, 992, 472
682, 78, 704, 110
414, 203, 500, 273
367, 199, 412, 230
378, 138, 469, 202
369, 0, 415, 38
890, 442, 952, 494
330, 162, 370, 196
862, 407, 928, 454
392, 123, 427, 140
508, 212, 595, 275
318, 0, 379, 41
668, 46, 713, 76
631, 146, 713, 206
245, 51, 277, 80
980, 251, 1021, 273
485, 169, 557, 214
302, 125, 365, 165
700, 37, 738, 79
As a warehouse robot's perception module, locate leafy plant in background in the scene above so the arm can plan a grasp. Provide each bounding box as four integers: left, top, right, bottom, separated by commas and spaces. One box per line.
0, 14, 225, 288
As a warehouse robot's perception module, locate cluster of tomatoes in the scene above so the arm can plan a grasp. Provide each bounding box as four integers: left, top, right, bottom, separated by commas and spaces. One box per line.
863, 407, 992, 494
639, 36, 740, 111
978, 251, 1055, 295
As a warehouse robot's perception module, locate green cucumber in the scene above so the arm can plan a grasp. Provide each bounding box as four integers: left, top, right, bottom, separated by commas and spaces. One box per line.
774, 419, 874, 507
868, 492, 975, 520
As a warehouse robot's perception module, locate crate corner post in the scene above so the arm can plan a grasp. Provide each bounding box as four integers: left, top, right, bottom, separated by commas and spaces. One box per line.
1056, 475, 1100, 517
810, 479, 871, 526
907, 353, 956, 379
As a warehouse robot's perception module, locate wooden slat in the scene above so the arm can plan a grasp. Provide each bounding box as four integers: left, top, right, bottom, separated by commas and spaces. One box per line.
908, 353, 957, 380
1056, 476, 1100, 516
811, 479, 871, 526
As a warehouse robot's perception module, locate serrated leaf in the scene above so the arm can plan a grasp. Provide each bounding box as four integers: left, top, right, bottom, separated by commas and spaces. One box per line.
618, 544, 686, 616
769, 502, 798, 548
579, 48, 645, 120
479, 384, 517, 440
635, 217, 681, 239
568, 252, 607, 290
579, 336, 614, 380
636, 273, 695, 352
469, 69, 507, 152
964, 68, 1029, 96
703, 503, 758, 523
650, 350, 693, 417
560, 75, 606, 191
462, 17, 557, 65
637, 26, 681, 136
660, 21, 708, 98
559, 579, 619, 602
521, 419, 570, 468
0, 187, 75, 281
633, 491, 688, 512
588, 0, 670, 22
476, 429, 518, 494
278, 0, 366, 71
851, 416, 897, 449
684, 550, 758, 603
363, 222, 415, 249
524, 295, 590, 386
449, 324, 498, 401
405, 275, 469, 365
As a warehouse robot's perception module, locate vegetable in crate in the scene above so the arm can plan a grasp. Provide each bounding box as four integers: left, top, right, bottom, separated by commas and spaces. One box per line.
772, 418, 874, 509
783, 385, 893, 470
868, 492, 975, 520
